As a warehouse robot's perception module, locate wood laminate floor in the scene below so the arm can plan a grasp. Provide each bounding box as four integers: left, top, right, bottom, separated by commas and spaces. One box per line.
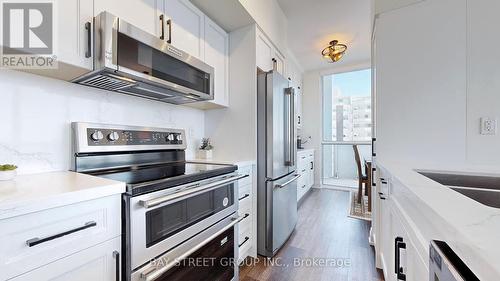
239, 189, 384, 281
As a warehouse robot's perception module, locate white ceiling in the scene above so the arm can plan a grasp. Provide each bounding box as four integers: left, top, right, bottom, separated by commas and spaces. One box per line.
277, 0, 372, 71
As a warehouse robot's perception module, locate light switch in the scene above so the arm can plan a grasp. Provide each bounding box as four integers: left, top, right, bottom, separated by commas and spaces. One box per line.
480, 117, 497, 135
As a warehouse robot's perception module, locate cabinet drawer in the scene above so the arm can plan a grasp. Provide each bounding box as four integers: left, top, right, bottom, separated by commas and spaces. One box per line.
9, 237, 121, 281
237, 165, 253, 187
238, 213, 252, 241
238, 193, 252, 214
238, 184, 252, 200
0, 195, 121, 279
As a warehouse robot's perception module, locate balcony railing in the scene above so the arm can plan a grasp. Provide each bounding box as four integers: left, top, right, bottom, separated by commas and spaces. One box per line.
322, 141, 372, 188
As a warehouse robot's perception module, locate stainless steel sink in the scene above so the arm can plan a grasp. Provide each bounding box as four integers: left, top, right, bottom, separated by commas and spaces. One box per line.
418, 171, 500, 208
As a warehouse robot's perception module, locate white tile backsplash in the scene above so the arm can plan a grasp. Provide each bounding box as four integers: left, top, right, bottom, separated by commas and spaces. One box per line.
0, 70, 205, 174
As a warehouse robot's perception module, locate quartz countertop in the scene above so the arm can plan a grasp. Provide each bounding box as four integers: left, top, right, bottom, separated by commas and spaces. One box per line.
188, 158, 256, 168
0, 171, 125, 220
377, 159, 500, 281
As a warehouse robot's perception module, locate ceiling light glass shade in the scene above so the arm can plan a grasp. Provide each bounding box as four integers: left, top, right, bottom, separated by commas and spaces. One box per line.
322, 40, 347, 63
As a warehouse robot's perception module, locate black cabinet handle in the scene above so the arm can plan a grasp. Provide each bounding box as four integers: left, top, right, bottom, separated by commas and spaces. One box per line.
238, 213, 250, 223
159, 15, 165, 40
379, 194, 386, 200
238, 193, 250, 201
26, 221, 97, 247
166, 19, 172, 43
298, 116, 301, 124
113, 251, 120, 281
395, 237, 406, 280
239, 236, 250, 247
85, 22, 91, 58
372, 137, 376, 157
310, 161, 314, 170
272, 58, 277, 70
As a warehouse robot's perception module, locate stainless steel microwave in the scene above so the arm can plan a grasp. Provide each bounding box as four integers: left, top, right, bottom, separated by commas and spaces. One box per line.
73, 11, 214, 105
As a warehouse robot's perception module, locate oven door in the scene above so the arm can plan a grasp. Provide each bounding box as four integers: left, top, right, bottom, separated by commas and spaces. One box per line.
129, 173, 244, 270
131, 214, 239, 281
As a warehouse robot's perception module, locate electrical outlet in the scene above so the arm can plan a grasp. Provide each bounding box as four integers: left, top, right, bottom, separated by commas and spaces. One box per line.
480, 117, 497, 135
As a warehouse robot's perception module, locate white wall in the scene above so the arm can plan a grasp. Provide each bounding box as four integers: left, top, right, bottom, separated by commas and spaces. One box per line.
239, 0, 287, 50
0, 70, 205, 174
204, 24, 257, 162
466, 0, 500, 165
374, 0, 467, 166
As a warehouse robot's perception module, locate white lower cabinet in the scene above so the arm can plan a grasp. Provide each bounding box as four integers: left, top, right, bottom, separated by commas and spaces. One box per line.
297, 150, 314, 202
10, 237, 121, 281
236, 163, 256, 262
375, 166, 428, 281
0, 195, 122, 281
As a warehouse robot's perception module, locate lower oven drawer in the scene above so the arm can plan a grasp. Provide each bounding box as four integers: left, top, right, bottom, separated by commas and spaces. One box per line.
132, 214, 239, 281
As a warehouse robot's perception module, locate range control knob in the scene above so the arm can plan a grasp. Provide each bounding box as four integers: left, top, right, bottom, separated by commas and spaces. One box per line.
175, 134, 183, 141
108, 131, 120, 141
166, 133, 175, 141
90, 131, 104, 141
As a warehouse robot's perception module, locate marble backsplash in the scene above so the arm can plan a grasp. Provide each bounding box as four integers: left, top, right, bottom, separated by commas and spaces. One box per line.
0, 70, 205, 175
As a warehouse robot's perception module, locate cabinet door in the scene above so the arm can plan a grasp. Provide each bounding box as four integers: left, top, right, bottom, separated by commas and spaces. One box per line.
10, 237, 121, 281
164, 0, 205, 60
256, 31, 273, 71
379, 197, 395, 281
204, 16, 229, 107
296, 86, 302, 129
273, 50, 286, 76
95, 0, 162, 37
56, 0, 93, 70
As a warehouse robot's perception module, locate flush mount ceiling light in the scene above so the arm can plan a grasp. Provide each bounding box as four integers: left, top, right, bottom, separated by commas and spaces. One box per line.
322, 40, 347, 63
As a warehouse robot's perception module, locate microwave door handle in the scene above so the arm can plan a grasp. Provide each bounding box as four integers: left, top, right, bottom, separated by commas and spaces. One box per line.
141, 215, 240, 281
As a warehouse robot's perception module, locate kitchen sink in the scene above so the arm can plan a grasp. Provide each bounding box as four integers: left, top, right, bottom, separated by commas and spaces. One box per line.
418, 171, 500, 208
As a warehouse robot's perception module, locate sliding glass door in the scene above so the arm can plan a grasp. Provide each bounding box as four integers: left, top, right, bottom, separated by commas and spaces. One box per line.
322, 69, 372, 188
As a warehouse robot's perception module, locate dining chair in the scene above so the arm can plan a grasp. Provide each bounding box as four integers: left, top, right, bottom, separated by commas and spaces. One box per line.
353, 144, 368, 204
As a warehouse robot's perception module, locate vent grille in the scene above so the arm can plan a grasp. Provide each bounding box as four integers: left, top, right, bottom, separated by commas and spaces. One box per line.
79, 74, 136, 91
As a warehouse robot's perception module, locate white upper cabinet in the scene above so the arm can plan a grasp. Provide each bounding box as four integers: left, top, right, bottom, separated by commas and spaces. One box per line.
273, 50, 285, 76
256, 30, 273, 72
94, 0, 163, 38
56, 0, 93, 70
255, 29, 286, 76
203, 16, 229, 107
163, 0, 205, 60
375, 0, 424, 15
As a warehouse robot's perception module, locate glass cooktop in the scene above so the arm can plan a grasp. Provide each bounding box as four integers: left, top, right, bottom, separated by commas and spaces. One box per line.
87, 162, 237, 195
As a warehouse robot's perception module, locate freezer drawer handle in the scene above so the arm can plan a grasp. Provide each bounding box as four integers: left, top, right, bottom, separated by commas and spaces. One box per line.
140, 174, 248, 208
26, 221, 97, 247
274, 174, 301, 189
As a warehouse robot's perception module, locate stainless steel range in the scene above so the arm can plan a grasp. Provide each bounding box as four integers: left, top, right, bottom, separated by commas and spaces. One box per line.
71, 122, 245, 281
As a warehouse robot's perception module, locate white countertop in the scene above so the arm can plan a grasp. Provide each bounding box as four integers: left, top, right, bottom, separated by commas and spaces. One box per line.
297, 148, 314, 154
377, 159, 500, 281
0, 171, 125, 220
188, 158, 255, 167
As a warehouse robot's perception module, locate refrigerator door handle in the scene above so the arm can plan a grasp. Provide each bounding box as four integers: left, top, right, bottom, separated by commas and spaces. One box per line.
290, 87, 296, 166
284, 87, 295, 166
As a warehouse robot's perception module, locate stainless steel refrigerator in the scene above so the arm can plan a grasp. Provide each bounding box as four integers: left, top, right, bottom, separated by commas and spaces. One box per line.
257, 70, 299, 257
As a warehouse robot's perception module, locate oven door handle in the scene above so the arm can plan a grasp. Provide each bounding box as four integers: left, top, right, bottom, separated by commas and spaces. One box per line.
139, 174, 248, 208
140, 215, 240, 281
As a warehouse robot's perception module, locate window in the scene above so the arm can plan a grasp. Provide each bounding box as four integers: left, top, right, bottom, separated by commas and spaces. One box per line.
322, 69, 372, 142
